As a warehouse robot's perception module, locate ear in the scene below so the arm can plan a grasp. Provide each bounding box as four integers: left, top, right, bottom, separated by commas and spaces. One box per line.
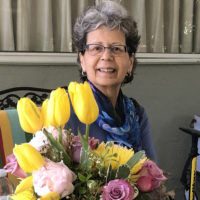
128, 53, 134, 72
79, 52, 86, 72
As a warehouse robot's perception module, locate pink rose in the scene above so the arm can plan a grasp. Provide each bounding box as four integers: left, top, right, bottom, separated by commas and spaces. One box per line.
72, 136, 99, 162
136, 160, 167, 192
4, 153, 26, 178
33, 158, 76, 198
102, 179, 134, 200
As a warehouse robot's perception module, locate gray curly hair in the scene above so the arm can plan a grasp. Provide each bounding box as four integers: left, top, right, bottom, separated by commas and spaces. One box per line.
73, 0, 140, 84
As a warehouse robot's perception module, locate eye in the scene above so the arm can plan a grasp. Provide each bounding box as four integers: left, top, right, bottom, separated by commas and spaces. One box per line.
91, 45, 103, 52
112, 46, 123, 52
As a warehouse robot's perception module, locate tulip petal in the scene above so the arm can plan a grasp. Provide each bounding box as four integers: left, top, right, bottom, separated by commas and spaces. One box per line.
47, 88, 70, 128
42, 99, 51, 128
17, 99, 34, 133
55, 91, 70, 128
68, 81, 99, 125
14, 143, 44, 173
10, 187, 36, 200
17, 98, 43, 133
15, 176, 33, 194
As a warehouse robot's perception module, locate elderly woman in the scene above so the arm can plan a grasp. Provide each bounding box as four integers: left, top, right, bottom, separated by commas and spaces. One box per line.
67, 1, 157, 161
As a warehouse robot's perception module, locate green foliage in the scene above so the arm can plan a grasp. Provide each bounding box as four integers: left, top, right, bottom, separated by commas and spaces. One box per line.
115, 165, 130, 180
43, 128, 71, 166
126, 150, 145, 169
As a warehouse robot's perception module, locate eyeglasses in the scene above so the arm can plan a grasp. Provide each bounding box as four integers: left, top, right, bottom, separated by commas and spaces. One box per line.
84, 44, 129, 57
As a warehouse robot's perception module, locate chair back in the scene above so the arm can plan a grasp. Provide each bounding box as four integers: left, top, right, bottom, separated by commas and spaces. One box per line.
0, 86, 68, 185
0, 109, 32, 185
0, 87, 52, 110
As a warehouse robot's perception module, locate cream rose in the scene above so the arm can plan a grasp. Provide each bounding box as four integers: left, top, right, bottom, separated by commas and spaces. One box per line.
33, 158, 76, 198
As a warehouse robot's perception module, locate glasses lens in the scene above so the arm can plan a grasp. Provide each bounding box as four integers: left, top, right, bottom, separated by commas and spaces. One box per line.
87, 44, 104, 56
111, 46, 126, 56
85, 44, 127, 56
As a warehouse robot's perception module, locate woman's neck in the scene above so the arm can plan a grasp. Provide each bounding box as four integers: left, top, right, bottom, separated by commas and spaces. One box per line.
96, 85, 120, 108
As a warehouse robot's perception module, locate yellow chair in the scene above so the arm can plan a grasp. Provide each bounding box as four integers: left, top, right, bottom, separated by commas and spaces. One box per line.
0, 109, 32, 185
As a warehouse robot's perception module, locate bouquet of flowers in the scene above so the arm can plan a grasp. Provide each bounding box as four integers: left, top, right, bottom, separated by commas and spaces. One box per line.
4, 81, 172, 200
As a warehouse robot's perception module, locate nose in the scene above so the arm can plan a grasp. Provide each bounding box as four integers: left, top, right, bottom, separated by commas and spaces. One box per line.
101, 47, 113, 60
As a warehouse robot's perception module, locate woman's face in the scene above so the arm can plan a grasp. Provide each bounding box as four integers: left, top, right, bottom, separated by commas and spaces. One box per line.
80, 26, 134, 92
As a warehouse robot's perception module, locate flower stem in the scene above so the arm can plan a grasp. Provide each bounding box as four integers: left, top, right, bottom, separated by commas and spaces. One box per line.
58, 126, 63, 145
85, 124, 90, 142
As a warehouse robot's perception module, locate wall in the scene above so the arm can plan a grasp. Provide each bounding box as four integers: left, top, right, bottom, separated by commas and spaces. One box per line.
123, 64, 200, 199
1, 57, 200, 199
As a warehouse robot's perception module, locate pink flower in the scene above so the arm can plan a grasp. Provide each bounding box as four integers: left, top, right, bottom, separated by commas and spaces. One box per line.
88, 137, 99, 150
33, 158, 76, 198
50, 127, 68, 148
136, 160, 167, 192
29, 127, 69, 153
72, 136, 99, 162
102, 179, 134, 200
4, 153, 26, 178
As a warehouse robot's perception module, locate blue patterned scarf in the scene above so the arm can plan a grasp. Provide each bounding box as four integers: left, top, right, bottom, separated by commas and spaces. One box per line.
88, 81, 141, 149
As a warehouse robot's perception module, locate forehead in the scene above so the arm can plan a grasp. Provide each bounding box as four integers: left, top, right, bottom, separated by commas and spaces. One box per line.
86, 26, 126, 44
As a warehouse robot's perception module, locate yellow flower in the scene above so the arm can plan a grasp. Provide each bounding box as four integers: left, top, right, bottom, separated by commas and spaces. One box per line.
10, 187, 36, 200
15, 176, 33, 194
14, 143, 44, 173
94, 142, 147, 182
47, 87, 70, 128
41, 99, 51, 128
68, 81, 99, 124
17, 97, 43, 133
94, 142, 134, 169
129, 157, 147, 183
39, 192, 60, 200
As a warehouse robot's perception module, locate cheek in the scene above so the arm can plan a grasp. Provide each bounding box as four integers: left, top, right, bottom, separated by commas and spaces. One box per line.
84, 59, 98, 73
120, 60, 132, 73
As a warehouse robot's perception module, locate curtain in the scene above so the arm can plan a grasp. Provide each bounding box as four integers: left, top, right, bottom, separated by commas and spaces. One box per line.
0, 0, 199, 53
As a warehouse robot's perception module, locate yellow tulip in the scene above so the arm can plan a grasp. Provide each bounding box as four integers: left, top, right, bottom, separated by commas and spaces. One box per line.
41, 99, 51, 128
17, 98, 43, 133
39, 192, 60, 200
68, 81, 99, 125
14, 143, 44, 173
10, 187, 36, 200
15, 176, 33, 194
47, 87, 70, 128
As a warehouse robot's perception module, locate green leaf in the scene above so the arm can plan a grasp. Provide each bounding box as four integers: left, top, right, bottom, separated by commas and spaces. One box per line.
105, 161, 117, 182
115, 165, 130, 180
105, 162, 112, 183
87, 180, 98, 191
78, 186, 87, 194
78, 173, 87, 182
86, 174, 92, 180
105, 153, 118, 159
43, 128, 71, 166
126, 150, 145, 169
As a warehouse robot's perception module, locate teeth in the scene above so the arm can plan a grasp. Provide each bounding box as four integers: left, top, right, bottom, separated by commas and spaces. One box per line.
99, 68, 115, 72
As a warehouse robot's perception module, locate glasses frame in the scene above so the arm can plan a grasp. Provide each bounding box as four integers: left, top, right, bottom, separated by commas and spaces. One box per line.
84, 43, 129, 57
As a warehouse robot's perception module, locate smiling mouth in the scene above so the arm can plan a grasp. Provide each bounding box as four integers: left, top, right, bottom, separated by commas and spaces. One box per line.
98, 68, 116, 72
